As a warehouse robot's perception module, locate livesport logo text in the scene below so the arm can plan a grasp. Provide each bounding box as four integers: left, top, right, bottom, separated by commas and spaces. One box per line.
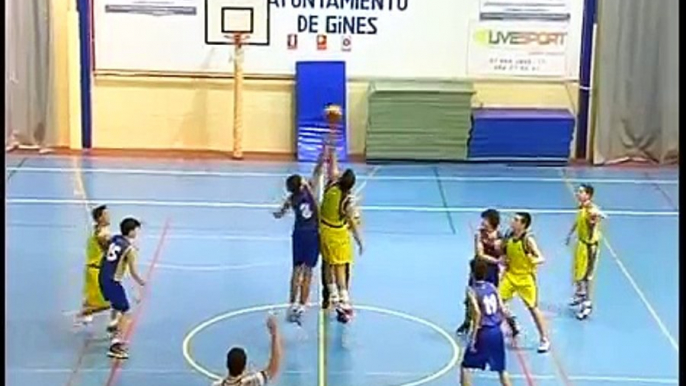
475, 30, 567, 46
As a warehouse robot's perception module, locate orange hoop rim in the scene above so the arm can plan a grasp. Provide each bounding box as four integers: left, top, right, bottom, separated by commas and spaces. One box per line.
225, 33, 251, 47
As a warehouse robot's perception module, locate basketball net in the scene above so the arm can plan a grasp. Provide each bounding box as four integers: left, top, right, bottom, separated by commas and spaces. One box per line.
228, 33, 249, 159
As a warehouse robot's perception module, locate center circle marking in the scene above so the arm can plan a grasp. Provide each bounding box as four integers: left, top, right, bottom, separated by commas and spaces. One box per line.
182, 303, 460, 386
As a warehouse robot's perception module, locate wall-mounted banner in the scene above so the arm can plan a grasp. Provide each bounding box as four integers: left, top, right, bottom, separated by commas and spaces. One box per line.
93, 0, 583, 77
467, 21, 568, 77
479, 0, 571, 22
103, 0, 197, 16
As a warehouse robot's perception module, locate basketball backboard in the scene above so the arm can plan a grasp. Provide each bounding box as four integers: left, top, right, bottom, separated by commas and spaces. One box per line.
204, 0, 270, 46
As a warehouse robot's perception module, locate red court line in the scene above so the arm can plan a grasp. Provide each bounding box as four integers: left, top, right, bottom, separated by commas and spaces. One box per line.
467, 221, 537, 386
550, 347, 575, 386
103, 219, 172, 386
509, 339, 536, 386
63, 338, 93, 386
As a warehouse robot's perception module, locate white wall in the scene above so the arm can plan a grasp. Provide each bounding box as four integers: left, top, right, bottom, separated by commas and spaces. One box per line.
94, 0, 584, 79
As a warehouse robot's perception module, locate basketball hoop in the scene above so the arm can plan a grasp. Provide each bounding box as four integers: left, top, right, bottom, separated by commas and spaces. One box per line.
226, 33, 250, 47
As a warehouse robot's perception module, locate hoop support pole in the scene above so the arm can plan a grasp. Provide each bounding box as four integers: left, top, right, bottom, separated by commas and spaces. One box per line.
232, 34, 244, 159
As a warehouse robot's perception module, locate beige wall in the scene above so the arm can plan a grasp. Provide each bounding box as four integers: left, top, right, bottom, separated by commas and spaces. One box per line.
53, 0, 579, 154
90, 76, 578, 155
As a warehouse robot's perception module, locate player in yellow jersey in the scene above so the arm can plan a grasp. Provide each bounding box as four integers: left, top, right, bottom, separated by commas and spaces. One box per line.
74, 205, 112, 325
500, 212, 550, 353
319, 143, 363, 322
566, 184, 604, 320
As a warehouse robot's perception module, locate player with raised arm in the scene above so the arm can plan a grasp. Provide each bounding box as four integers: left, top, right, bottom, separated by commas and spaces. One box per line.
460, 259, 513, 386
214, 314, 283, 386
319, 104, 363, 322
499, 212, 550, 353
74, 205, 112, 325
566, 183, 604, 320
98, 217, 146, 359
457, 209, 504, 335
273, 150, 326, 324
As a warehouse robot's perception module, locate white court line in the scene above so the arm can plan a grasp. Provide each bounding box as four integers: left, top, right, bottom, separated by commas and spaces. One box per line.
5, 166, 678, 185
144, 233, 288, 241
603, 240, 680, 352
138, 261, 283, 271
354, 164, 382, 194
6, 197, 678, 217
6, 368, 678, 384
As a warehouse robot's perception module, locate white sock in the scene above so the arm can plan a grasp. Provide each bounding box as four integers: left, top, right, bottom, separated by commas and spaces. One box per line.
328, 284, 339, 300
339, 289, 350, 304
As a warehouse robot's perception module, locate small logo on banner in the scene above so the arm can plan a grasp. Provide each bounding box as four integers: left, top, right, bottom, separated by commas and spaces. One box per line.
341, 36, 352, 52
317, 35, 327, 50
287, 34, 298, 50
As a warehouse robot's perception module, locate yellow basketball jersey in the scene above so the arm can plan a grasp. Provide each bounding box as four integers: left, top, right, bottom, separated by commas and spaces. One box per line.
575, 205, 601, 244
86, 226, 109, 267
320, 185, 346, 228
504, 234, 536, 276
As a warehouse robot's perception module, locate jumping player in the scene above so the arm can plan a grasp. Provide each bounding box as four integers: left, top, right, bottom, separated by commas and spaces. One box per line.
499, 212, 550, 353
273, 151, 326, 323
456, 209, 503, 335
460, 259, 513, 386
319, 138, 363, 322
566, 184, 604, 320
74, 205, 112, 325
99, 217, 146, 359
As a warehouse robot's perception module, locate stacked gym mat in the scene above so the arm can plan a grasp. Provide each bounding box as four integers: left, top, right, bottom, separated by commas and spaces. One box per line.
295, 61, 348, 162
468, 108, 575, 162
365, 80, 475, 161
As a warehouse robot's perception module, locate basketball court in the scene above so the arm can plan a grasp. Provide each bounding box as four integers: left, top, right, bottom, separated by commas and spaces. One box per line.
6, 154, 679, 386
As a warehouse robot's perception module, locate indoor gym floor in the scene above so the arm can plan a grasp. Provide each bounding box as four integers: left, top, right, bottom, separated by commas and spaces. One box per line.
6, 155, 679, 386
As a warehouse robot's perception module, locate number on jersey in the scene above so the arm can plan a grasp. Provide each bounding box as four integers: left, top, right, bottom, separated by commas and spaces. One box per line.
299, 203, 313, 219
482, 293, 499, 315
106, 244, 122, 261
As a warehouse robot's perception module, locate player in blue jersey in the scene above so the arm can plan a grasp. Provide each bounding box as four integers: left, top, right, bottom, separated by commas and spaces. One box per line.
273, 151, 325, 323
460, 259, 512, 386
457, 209, 505, 335
98, 217, 146, 359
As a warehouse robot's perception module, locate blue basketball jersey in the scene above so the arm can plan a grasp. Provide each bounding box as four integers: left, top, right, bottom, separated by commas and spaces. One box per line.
472, 281, 503, 328
291, 190, 318, 232
100, 235, 132, 282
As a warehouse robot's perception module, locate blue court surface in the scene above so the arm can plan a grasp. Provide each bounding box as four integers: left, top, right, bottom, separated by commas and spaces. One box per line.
6, 155, 679, 386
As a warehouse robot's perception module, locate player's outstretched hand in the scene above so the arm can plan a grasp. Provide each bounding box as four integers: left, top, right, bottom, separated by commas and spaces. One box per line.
267, 314, 279, 335
564, 235, 571, 246
133, 286, 143, 304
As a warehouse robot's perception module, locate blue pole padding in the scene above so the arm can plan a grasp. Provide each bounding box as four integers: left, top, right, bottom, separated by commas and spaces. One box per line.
574, 0, 597, 160
77, 0, 92, 149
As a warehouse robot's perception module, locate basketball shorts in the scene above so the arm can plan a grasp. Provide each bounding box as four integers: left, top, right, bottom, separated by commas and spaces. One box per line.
319, 226, 353, 265
574, 241, 599, 282
499, 273, 538, 309
462, 325, 506, 372
292, 229, 320, 268
83, 265, 110, 309
99, 277, 130, 313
